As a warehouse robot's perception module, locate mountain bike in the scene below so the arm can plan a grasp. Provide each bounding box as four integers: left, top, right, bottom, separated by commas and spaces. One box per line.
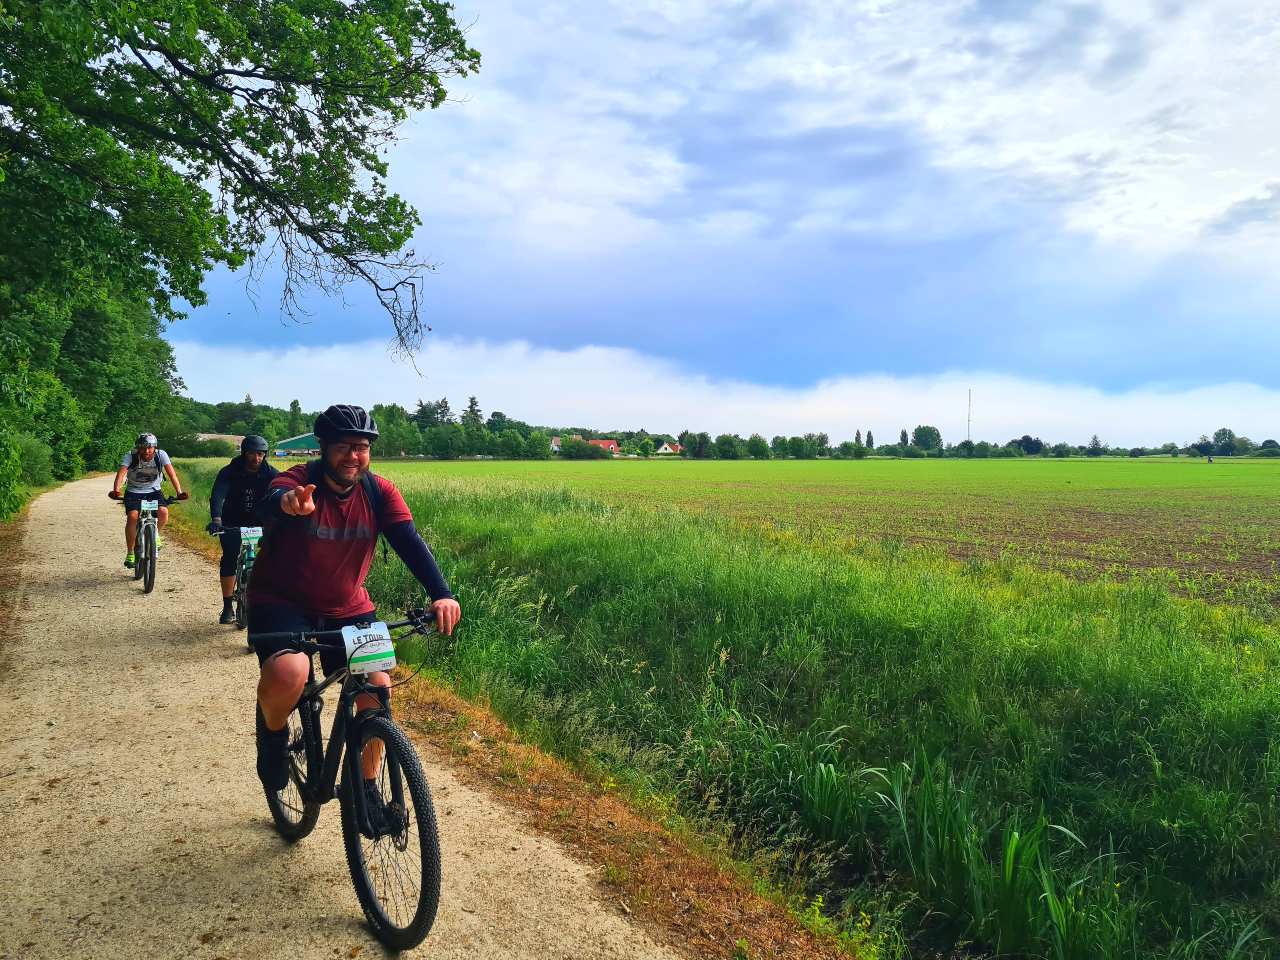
212, 525, 263, 643
116, 494, 184, 594
251, 609, 442, 950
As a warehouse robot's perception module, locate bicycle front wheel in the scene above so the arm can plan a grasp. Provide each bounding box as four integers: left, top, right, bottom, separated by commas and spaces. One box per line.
141, 525, 156, 594
262, 702, 321, 841
340, 715, 441, 950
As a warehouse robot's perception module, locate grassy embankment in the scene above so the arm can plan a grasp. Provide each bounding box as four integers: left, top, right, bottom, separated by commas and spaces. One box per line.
175, 458, 1280, 959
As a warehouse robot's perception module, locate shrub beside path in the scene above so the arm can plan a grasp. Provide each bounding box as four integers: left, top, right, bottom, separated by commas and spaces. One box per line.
0, 478, 683, 960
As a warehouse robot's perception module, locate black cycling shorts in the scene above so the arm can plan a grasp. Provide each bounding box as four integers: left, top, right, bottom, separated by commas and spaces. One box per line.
248, 604, 379, 676
123, 491, 164, 513
218, 527, 242, 577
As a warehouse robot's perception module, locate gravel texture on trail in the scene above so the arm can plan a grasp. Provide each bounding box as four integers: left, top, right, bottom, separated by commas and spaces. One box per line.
0, 479, 682, 960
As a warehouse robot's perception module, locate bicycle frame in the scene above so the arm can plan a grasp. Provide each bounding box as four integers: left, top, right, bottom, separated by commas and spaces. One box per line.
258, 613, 433, 836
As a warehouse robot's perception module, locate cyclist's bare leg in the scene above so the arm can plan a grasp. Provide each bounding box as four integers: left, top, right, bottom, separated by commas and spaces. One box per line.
125, 510, 139, 552
358, 671, 391, 778
157, 505, 169, 528
257, 651, 310, 730
220, 575, 235, 599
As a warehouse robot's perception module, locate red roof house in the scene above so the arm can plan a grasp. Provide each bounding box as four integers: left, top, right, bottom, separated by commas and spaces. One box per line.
588, 438, 620, 455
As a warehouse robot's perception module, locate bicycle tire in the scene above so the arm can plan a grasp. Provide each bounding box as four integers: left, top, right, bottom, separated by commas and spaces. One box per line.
262, 702, 321, 841
142, 524, 156, 594
234, 577, 249, 631
132, 523, 144, 581
340, 715, 441, 950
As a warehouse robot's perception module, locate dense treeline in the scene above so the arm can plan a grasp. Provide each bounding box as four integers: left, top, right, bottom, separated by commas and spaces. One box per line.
0, 0, 478, 518
673, 425, 1279, 460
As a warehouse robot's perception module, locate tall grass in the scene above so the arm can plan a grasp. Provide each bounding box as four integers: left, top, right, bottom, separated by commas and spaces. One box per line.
177, 463, 1279, 957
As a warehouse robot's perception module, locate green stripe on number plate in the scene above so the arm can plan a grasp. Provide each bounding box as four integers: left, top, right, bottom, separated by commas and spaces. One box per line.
350, 650, 394, 664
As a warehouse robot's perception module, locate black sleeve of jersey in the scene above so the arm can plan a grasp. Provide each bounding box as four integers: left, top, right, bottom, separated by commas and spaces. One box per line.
384, 520, 454, 601
209, 466, 232, 519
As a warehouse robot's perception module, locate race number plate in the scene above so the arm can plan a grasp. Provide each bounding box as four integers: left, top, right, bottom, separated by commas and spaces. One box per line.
239, 526, 263, 543
342, 621, 396, 674
141, 499, 159, 511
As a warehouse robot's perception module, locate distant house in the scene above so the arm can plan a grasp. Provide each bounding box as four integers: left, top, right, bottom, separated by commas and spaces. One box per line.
656, 442, 683, 455
588, 438, 620, 455
274, 432, 320, 457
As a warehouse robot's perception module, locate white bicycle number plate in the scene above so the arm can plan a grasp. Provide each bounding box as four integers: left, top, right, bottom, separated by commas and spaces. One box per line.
140, 499, 159, 511
239, 526, 263, 543
342, 621, 396, 674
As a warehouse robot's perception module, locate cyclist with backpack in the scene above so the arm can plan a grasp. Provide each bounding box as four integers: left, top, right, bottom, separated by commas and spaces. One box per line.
207, 435, 280, 624
248, 404, 461, 797
107, 432, 188, 567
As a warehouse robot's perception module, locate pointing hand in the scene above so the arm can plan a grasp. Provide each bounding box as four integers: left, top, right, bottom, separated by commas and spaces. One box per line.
281, 483, 317, 516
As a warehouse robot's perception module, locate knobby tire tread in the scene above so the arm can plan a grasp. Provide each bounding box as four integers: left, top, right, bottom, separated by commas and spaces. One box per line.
340, 715, 441, 950
142, 525, 156, 594
263, 702, 321, 841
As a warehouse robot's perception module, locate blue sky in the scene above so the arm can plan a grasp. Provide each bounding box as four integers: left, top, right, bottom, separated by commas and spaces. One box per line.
177, 0, 1280, 437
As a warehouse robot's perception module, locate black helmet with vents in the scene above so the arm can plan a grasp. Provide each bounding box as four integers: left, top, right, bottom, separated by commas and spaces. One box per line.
313, 405, 379, 443
241, 435, 269, 453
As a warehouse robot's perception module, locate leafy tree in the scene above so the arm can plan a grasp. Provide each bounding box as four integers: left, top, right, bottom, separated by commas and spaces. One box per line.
463, 396, 483, 427
865, 430, 874, 449
1087, 435, 1104, 457
1051, 442, 1072, 458
496, 429, 524, 459
770, 435, 789, 458
1, 0, 481, 347
371, 402, 421, 456
525, 430, 552, 460
425, 422, 465, 459
560, 437, 609, 460
746, 434, 770, 459
1212, 427, 1237, 455
638, 437, 655, 458
1015, 434, 1044, 455
714, 433, 744, 460
911, 425, 942, 450
855, 429, 862, 446
287, 400, 305, 437
1261, 439, 1279, 450
955, 439, 975, 457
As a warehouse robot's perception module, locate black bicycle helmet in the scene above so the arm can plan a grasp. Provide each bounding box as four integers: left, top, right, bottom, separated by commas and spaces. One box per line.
241, 435, 269, 453
136, 432, 158, 447
313, 404, 379, 443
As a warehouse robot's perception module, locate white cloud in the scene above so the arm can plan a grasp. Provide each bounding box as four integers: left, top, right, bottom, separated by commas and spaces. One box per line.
172, 337, 1280, 446
401, 0, 1280, 260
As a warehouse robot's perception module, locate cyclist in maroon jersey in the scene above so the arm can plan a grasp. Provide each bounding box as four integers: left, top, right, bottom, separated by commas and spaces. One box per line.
249, 404, 461, 799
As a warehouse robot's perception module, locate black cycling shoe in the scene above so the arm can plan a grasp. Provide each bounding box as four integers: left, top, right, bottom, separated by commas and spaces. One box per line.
219, 605, 235, 625
256, 720, 291, 794
362, 779, 405, 840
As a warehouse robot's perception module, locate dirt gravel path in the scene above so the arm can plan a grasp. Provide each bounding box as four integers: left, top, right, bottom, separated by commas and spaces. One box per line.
0, 478, 683, 960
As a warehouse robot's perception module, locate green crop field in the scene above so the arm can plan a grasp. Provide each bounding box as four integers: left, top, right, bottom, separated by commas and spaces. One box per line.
380, 457, 1280, 610
176, 456, 1280, 959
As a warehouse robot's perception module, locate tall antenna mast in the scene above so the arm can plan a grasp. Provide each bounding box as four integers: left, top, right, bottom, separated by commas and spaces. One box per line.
967, 388, 972, 442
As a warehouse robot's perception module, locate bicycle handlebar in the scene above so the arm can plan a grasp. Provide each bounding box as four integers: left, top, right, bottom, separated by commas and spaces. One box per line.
250, 608, 438, 653
115, 494, 186, 507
